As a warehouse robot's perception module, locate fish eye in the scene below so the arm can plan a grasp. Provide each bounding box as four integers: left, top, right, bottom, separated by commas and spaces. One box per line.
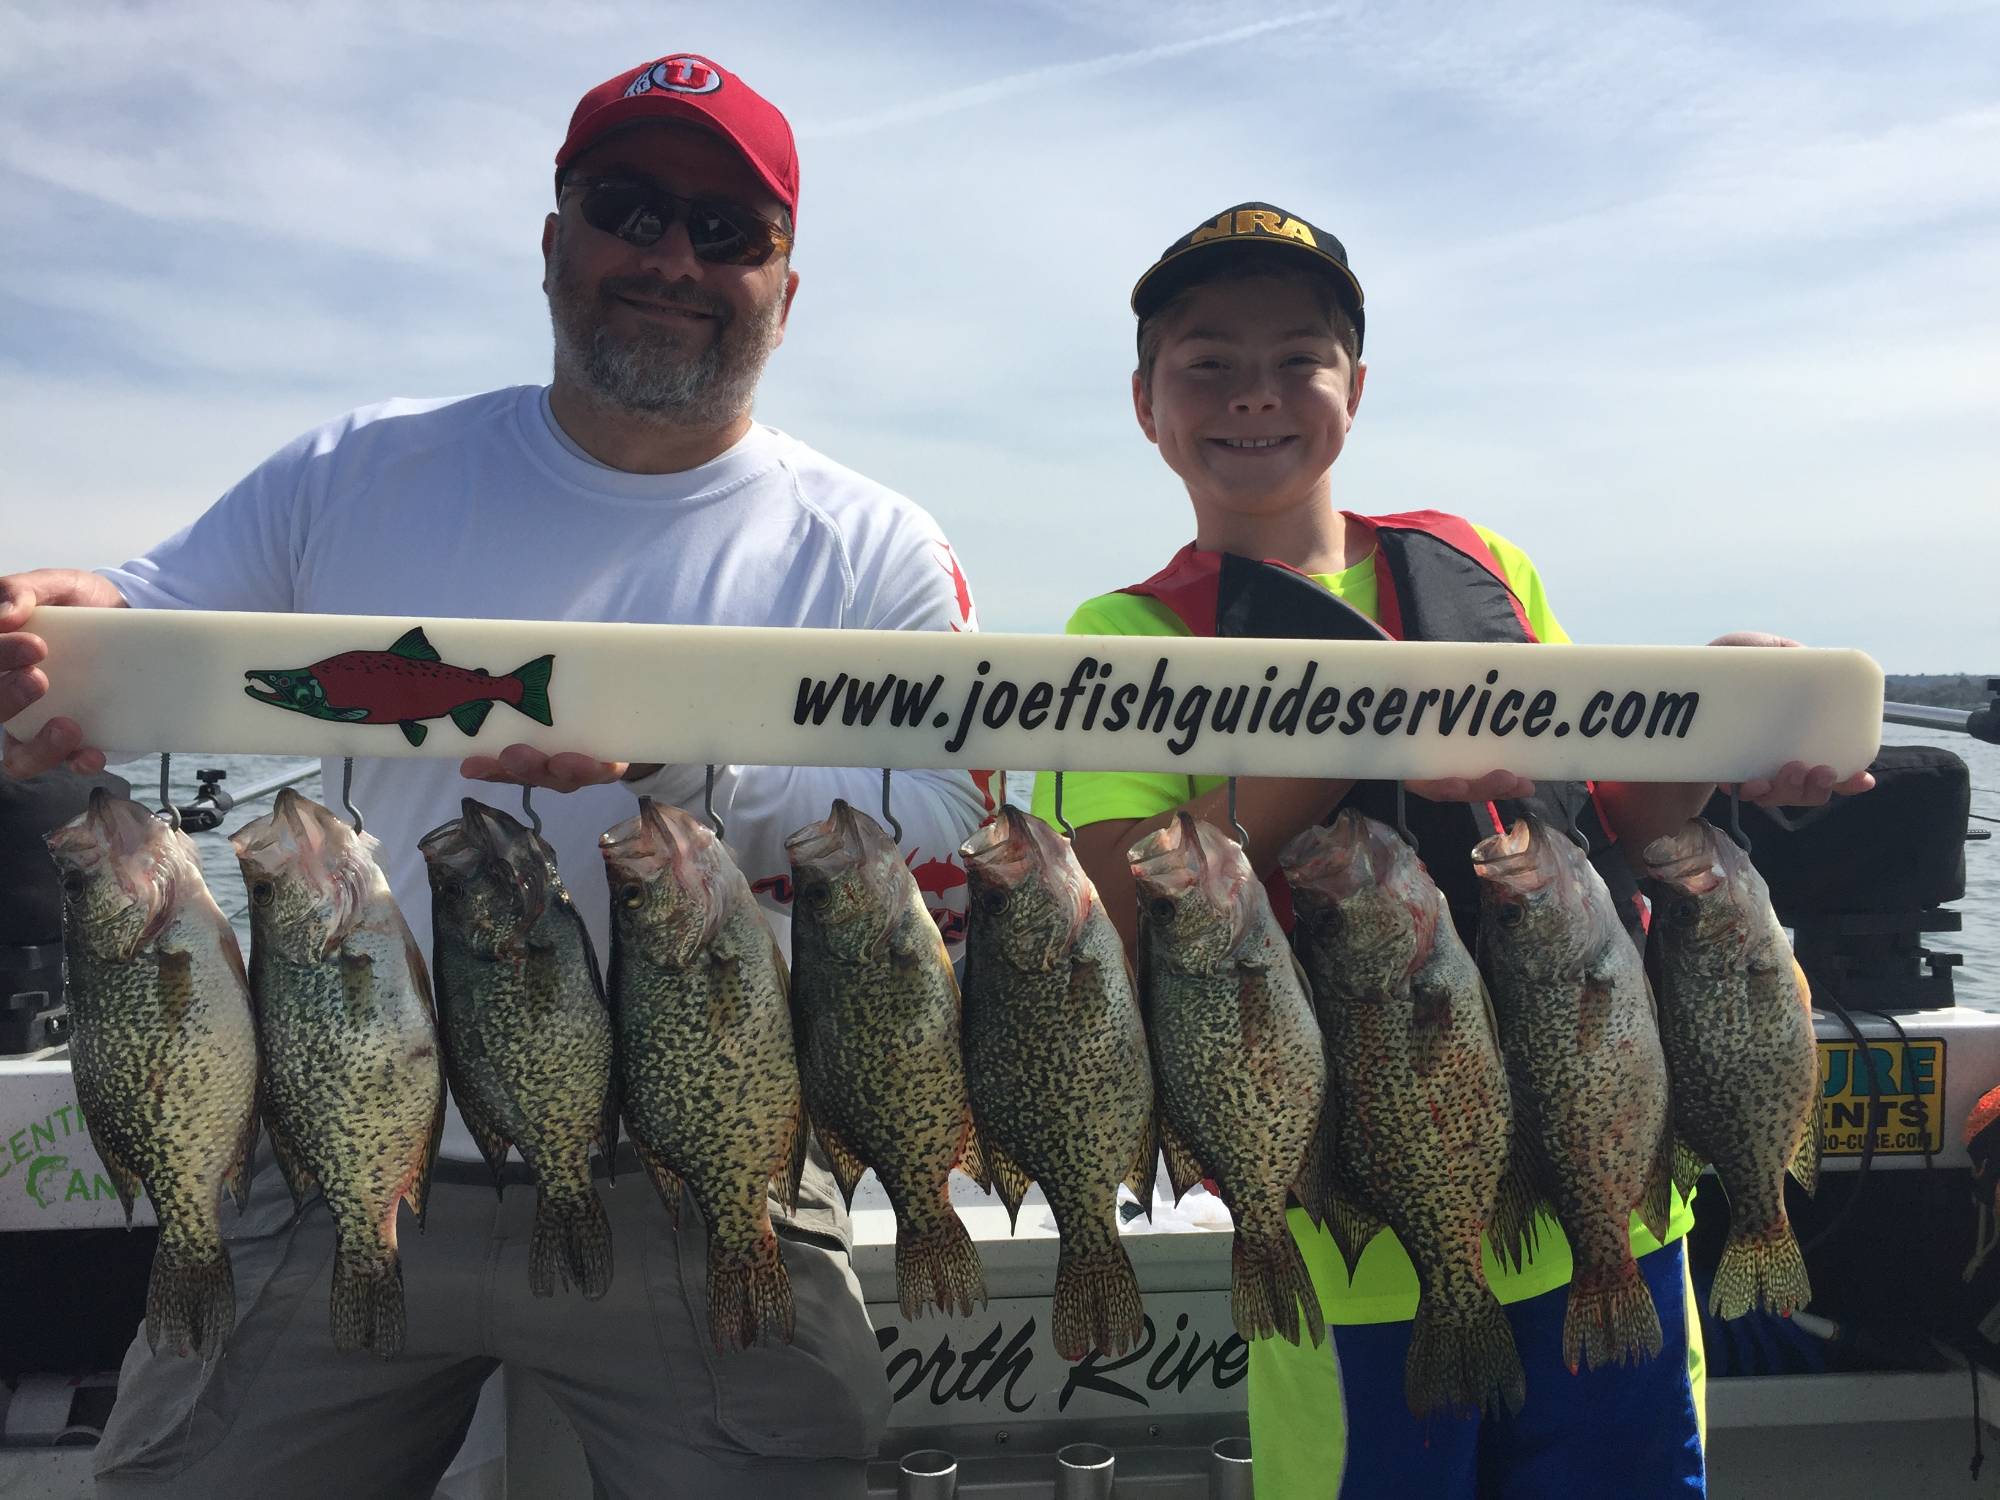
1671, 898, 1701, 926
977, 888, 1009, 916
60, 870, 87, 900
250, 880, 276, 908
798, 880, 830, 911
1494, 903, 1524, 930
1148, 897, 1177, 923
619, 882, 646, 909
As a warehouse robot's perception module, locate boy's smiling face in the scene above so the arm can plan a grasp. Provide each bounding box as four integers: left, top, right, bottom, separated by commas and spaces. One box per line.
1134, 273, 1365, 529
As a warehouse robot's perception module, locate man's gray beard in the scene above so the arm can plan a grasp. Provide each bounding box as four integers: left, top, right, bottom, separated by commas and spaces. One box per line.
547, 235, 783, 428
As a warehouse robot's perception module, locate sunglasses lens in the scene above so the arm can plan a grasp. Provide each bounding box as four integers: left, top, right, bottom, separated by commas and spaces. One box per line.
575, 181, 777, 266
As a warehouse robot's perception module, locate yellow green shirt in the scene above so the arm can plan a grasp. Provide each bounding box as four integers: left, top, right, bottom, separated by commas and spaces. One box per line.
1032, 525, 1696, 1323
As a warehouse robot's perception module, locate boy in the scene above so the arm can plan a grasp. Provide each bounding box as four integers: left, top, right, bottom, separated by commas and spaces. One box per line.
1033, 202, 1865, 1497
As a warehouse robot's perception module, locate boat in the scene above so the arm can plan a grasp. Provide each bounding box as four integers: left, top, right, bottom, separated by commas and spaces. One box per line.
3, 683, 1997, 1498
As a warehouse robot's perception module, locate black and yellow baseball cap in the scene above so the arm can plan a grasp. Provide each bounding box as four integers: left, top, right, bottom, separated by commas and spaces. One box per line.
1131, 201, 1365, 353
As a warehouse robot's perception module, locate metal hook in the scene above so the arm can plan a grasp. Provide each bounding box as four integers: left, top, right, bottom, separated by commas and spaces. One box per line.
1567, 798, 1590, 852
1726, 783, 1751, 854
703, 764, 727, 842
156, 752, 181, 832
1052, 770, 1075, 840
1226, 776, 1249, 848
1392, 780, 1415, 847
339, 758, 365, 835
520, 783, 543, 837
995, 769, 1008, 812
880, 767, 904, 846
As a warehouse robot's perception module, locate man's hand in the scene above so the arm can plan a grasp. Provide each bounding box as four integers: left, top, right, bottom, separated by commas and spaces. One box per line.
1, 568, 128, 778
1709, 631, 1877, 806
460, 743, 629, 793
1408, 770, 1537, 804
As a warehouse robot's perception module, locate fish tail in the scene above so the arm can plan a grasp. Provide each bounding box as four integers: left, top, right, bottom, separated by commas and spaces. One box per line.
145, 1245, 237, 1359
529, 1183, 613, 1301
1710, 1216, 1811, 1321
1231, 1227, 1325, 1348
1052, 1237, 1145, 1361
1562, 1257, 1663, 1372
330, 1244, 407, 1359
507, 655, 555, 726
895, 1208, 987, 1320
1406, 1290, 1525, 1417
707, 1227, 795, 1351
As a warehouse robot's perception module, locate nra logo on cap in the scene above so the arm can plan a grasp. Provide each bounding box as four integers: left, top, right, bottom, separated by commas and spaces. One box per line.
1189, 208, 1318, 248
625, 56, 722, 98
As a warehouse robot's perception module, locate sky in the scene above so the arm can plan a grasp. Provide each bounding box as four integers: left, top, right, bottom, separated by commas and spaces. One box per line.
1, 0, 1995, 671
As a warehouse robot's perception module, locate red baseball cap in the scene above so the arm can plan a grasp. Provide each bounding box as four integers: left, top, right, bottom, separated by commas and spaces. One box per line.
554, 53, 799, 222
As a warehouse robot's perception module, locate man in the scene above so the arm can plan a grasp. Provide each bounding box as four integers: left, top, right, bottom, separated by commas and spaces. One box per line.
1, 52, 987, 1499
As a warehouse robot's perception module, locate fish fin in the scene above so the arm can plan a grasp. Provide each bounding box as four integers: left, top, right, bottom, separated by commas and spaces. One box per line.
145, 1245, 236, 1360
387, 627, 441, 662
1406, 1289, 1525, 1419
1577, 967, 1615, 1054
96, 1140, 143, 1227
330, 1246, 407, 1358
772, 1095, 810, 1217
895, 1208, 987, 1319
1490, 1138, 1549, 1276
1409, 974, 1456, 1080
529, 1181, 613, 1301
1124, 1111, 1159, 1222
449, 699, 494, 738
1638, 1121, 1676, 1244
1710, 1217, 1811, 1321
445, 1075, 515, 1197
1325, 1191, 1386, 1282
409, 1075, 446, 1231
1790, 1119, 1823, 1197
708, 1226, 795, 1350
264, 1103, 319, 1211
1673, 1141, 1708, 1201
1230, 1226, 1324, 1348
979, 1130, 1034, 1232
399, 720, 429, 747
954, 1113, 993, 1193
815, 1122, 868, 1211
508, 655, 556, 726
224, 1105, 261, 1214
1293, 1096, 1338, 1230
1053, 1235, 1145, 1361
598, 1084, 623, 1187
1562, 1257, 1663, 1373
631, 1139, 685, 1225
1158, 1113, 1207, 1203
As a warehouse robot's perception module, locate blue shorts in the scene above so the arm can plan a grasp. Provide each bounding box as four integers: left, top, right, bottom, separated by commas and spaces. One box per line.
1253, 1242, 1706, 1498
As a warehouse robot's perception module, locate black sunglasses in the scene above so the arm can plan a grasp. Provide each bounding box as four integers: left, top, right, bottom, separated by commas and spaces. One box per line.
561, 175, 792, 267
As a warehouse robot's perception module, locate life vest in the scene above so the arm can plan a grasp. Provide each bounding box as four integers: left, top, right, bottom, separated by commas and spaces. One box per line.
1120, 509, 1647, 946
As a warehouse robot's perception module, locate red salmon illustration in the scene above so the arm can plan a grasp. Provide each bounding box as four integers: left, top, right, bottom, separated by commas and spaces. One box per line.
244, 626, 554, 747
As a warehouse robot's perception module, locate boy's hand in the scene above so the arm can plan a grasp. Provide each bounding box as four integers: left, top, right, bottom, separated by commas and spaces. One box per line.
1, 568, 127, 779
461, 743, 629, 793
1708, 631, 1876, 806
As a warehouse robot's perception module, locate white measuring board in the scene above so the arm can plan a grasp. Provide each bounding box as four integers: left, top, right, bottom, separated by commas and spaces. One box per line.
15, 607, 1883, 782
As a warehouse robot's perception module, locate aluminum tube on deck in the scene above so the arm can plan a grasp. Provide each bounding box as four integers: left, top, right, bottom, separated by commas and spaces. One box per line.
1209, 1436, 1254, 1500
1054, 1442, 1115, 1499
1884, 701, 1974, 734
897, 1449, 957, 1500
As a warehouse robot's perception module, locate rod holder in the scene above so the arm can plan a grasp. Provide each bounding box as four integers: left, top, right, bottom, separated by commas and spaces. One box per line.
897, 1448, 958, 1500
1055, 1441, 1116, 1498
1208, 1436, 1253, 1499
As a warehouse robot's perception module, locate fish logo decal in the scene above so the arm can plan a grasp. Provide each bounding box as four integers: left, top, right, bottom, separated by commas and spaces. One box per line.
245, 626, 554, 747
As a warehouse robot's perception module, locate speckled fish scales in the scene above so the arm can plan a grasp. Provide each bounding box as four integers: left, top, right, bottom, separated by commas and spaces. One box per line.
787, 799, 988, 1320
232, 789, 444, 1359
49, 791, 261, 1360
961, 806, 1155, 1360
1284, 810, 1524, 1416
1645, 818, 1819, 1320
1131, 812, 1327, 1348
602, 799, 807, 1350
1474, 815, 1672, 1373
421, 800, 616, 1301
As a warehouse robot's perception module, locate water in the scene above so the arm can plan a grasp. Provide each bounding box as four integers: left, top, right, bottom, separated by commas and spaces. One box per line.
109, 732, 1999, 1003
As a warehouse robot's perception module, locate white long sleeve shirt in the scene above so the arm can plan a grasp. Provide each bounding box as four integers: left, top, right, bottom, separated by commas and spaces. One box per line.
102, 384, 990, 1161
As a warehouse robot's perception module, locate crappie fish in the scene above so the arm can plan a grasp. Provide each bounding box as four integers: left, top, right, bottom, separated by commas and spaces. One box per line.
1284, 810, 1525, 1415
601, 799, 807, 1349
231, 789, 443, 1358
1473, 816, 1673, 1373
787, 800, 988, 1320
421, 800, 616, 1300
48, 791, 260, 1359
960, 806, 1155, 1360
1645, 818, 1819, 1319
1131, 813, 1326, 1348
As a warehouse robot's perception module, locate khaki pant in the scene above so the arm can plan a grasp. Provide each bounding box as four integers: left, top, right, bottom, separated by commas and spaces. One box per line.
92, 1151, 887, 1500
